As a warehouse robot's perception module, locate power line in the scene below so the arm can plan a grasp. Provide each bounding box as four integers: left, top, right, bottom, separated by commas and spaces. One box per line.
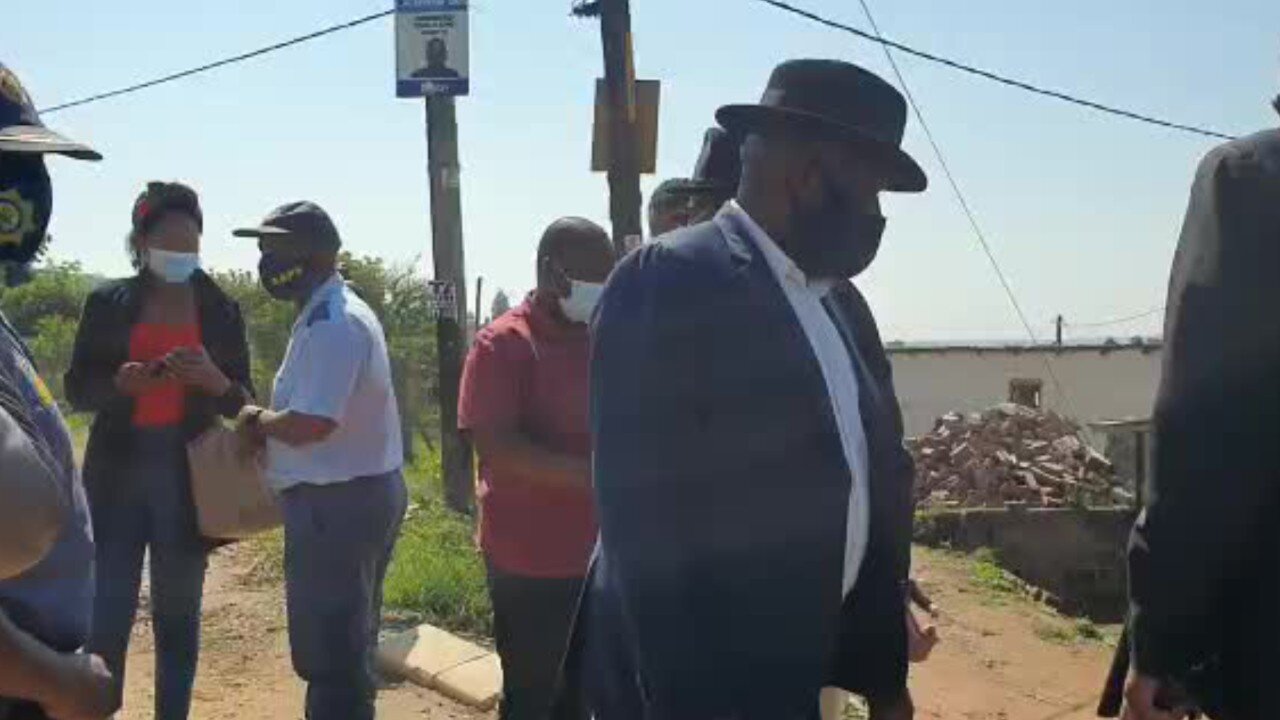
39, 10, 393, 115
1066, 306, 1165, 329
751, 0, 1236, 142
853, 0, 1077, 417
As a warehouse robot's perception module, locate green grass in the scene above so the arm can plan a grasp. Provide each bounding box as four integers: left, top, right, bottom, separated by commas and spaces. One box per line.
1034, 618, 1107, 646
381, 447, 492, 639
969, 547, 1021, 598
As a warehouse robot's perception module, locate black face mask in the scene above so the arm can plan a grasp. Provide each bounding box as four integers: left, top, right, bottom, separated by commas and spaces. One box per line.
258, 252, 317, 301
788, 173, 886, 280
0, 154, 54, 267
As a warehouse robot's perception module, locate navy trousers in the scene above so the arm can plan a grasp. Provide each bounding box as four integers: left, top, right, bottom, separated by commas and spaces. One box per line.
282, 471, 407, 720
87, 427, 207, 720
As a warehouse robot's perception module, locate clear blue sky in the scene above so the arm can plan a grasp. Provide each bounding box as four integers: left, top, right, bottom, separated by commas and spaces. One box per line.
5, 0, 1277, 340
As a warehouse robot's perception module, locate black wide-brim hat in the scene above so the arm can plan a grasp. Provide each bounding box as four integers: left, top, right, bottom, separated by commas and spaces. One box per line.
717, 59, 926, 193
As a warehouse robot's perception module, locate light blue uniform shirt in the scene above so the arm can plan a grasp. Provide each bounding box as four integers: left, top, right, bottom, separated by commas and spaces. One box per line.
267, 275, 403, 490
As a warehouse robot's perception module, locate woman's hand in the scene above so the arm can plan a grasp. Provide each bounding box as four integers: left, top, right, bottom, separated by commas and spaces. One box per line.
113, 362, 162, 397
166, 346, 232, 396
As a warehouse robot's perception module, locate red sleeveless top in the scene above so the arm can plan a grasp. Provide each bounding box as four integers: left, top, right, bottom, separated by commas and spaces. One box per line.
129, 323, 201, 427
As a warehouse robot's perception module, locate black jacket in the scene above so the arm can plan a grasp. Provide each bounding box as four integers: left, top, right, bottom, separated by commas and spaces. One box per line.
577, 211, 914, 719
1127, 124, 1280, 718
65, 271, 254, 500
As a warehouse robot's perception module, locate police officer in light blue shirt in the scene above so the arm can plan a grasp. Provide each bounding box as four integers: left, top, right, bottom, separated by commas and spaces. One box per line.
233, 202, 407, 720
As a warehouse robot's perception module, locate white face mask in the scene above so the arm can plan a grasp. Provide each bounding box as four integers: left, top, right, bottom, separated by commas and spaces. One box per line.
559, 279, 605, 324
147, 249, 200, 284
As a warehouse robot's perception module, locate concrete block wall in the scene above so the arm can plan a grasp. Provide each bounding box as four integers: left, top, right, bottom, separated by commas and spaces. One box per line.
915, 506, 1136, 622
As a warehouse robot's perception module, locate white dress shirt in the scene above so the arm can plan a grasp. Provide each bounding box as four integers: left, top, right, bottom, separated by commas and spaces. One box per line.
716, 202, 872, 598
268, 275, 404, 490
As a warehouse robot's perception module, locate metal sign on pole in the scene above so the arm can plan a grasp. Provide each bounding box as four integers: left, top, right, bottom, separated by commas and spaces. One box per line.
396, 0, 470, 98
399, 0, 474, 513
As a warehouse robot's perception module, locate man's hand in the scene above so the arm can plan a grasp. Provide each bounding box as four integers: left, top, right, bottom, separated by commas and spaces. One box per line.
906, 606, 939, 663
113, 361, 162, 396
39, 653, 118, 720
908, 578, 935, 615
1121, 673, 1193, 720
235, 405, 267, 459
868, 691, 914, 720
166, 346, 232, 396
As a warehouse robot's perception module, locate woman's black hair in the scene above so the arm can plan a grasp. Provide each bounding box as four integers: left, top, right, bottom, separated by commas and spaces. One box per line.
127, 181, 203, 270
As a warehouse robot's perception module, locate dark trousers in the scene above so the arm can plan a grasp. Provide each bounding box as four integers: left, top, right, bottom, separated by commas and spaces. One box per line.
282, 471, 407, 720
486, 560, 587, 720
86, 428, 207, 720
0, 701, 49, 720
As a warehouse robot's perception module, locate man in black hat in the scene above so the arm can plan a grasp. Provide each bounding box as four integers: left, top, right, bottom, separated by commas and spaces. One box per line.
0, 63, 117, 719
1106, 93, 1280, 720
647, 128, 741, 237
579, 60, 926, 719
234, 202, 407, 720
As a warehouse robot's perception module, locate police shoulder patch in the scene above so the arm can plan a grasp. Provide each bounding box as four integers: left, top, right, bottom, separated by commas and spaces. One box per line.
306, 301, 332, 327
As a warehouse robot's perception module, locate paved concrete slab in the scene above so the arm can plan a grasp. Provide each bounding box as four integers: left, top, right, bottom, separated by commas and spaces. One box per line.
377, 623, 502, 711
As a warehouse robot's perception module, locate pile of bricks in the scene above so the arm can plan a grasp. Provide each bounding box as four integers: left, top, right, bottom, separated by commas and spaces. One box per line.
910, 403, 1134, 509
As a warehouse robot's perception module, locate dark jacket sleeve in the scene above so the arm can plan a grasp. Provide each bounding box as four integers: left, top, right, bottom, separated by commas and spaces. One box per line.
212, 302, 254, 418
590, 246, 724, 716
65, 290, 122, 414
1128, 137, 1280, 678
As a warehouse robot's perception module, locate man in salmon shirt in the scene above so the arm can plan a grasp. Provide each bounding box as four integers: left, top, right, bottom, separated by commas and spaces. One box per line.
459, 217, 615, 720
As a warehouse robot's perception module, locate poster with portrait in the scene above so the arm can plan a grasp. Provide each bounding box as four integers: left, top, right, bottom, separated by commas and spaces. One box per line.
396, 0, 469, 97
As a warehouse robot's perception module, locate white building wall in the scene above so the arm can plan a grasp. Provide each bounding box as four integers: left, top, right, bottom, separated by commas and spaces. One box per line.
887, 347, 1163, 438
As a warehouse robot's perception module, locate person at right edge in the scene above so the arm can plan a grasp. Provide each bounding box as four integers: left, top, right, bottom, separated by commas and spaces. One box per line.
1115, 93, 1280, 720
579, 60, 926, 719
0, 63, 117, 720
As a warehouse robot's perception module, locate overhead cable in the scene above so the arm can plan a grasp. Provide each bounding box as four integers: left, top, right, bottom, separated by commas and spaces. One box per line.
40, 10, 393, 115
751, 0, 1236, 141
854, 0, 1077, 417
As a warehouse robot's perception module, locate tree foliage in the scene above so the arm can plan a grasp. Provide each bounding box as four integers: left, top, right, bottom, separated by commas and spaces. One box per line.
0, 260, 94, 337
490, 289, 512, 320
3, 259, 441, 461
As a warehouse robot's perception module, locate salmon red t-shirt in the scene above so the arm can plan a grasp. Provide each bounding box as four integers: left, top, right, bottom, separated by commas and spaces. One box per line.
130, 323, 200, 427
458, 295, 595, 578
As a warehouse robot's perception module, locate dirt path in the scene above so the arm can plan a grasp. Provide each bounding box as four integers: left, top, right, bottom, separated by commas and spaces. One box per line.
116, 545, 1113, 719
117, 543, 494, 719
907, 548, 1116, 720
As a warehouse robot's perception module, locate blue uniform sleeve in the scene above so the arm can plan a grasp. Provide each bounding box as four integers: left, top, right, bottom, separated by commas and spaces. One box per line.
281, 318, 367, 422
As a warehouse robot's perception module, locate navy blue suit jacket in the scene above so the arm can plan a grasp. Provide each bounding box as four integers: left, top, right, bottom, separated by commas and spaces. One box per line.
576, 213, 916, 719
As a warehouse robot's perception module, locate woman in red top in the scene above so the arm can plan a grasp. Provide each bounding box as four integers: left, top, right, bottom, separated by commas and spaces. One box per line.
65, 182, 254, 720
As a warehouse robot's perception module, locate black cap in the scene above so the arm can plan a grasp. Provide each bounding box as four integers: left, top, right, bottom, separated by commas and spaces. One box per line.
0, 63, 101, 160
690, 127, 741, 192
233, 201, 342, 254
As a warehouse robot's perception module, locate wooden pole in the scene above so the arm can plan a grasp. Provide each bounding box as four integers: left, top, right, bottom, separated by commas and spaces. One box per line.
426, 94, 475, 514
598, 0, 643, 255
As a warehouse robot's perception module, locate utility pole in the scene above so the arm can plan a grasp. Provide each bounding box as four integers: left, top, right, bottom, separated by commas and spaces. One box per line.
474, 276, 484, 332
1055, 314, 1064, 348
597, 0, 643, 255
426, 94, 474, 514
